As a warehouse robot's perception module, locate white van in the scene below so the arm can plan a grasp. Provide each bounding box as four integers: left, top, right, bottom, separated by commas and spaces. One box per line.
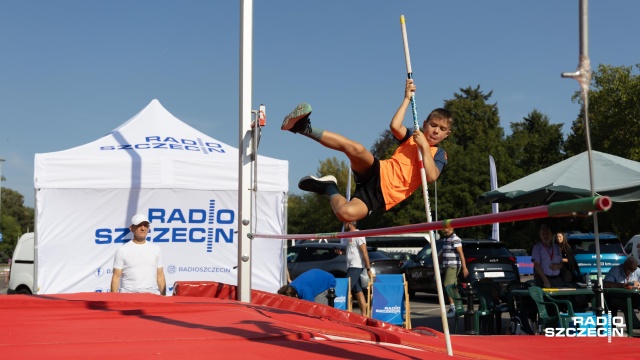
624, 235, 640, 263
8, 232, 34, 294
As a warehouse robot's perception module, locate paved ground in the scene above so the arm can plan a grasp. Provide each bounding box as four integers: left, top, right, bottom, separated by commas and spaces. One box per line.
407, 291, 511, 334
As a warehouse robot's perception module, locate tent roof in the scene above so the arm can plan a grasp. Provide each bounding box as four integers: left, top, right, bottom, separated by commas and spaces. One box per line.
34, 99, 288, 191
478, 151, 640, 205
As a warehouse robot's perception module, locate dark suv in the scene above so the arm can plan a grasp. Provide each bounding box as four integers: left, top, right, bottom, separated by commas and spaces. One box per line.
286, 243, 402, 280
401, 239, 520, 297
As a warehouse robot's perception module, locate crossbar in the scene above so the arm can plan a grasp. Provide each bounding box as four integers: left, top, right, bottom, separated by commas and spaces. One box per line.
248, 196, 611, 240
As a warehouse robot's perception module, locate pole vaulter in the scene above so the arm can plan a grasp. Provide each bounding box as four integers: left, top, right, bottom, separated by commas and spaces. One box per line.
400, 15, 452, 355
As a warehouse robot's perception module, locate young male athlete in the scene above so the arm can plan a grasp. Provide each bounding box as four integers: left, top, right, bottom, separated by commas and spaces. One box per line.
281, 79, 452, 222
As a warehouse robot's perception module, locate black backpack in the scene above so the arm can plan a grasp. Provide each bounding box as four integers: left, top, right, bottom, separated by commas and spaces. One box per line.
508, 310, 536, 335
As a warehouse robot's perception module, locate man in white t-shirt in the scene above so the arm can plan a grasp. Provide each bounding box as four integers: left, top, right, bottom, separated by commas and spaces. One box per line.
110, 213, 166, 295
345, 221, 371, 315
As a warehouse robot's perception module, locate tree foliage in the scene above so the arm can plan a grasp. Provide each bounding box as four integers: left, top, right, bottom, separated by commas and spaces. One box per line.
506, 109, 565, 176
564, 64, 640, 240
286, 157, 354, 235
501, 109, 567, 248
285, 64, 640, 248
0, 187, 34, 259
565, 64, 640, 160
439, 86, 516, 238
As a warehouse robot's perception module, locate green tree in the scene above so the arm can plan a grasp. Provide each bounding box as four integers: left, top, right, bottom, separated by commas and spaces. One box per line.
286, 157, 354, 235
565, 64, 640, 160
564, 64, 640, 240
506, 109, 565, 176
0, 187, 34, 258
438, 86, 516, 239
501, 110, 566, 249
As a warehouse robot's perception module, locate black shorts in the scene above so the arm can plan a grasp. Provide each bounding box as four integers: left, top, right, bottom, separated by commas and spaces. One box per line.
352, 158, 385, 214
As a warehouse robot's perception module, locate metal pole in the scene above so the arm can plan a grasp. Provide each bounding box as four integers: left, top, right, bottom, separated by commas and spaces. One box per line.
464, 282, 478, 335
237, 0, 254, 302
561, 0, 603, 310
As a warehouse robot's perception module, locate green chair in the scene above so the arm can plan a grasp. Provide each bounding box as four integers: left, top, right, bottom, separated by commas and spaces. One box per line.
445, 284, 492, 334
528, 286, 576, 330
474, 280, 512, 334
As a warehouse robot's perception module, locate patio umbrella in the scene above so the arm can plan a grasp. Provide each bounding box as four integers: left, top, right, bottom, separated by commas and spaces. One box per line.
477, 151, 640, 206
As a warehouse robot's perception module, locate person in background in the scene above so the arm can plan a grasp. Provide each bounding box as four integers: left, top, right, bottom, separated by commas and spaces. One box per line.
345, 221, 372, 316
277, 268, 336, 305
531, 224, 564, 288
603, 257, 640, 329
110, 213, 166, 295
555, 232, 581, 283
440, 227, 468, 317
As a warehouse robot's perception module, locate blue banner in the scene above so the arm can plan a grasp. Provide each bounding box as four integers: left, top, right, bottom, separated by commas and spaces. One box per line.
516, 256, 534, 275
333, 278, 349, 310
371, 282, 404, 325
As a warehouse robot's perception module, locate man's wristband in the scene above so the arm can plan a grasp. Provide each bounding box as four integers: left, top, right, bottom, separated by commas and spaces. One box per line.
366, 268, 371, 271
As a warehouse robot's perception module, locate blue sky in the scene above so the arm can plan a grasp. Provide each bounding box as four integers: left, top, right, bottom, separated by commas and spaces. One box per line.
1, 1, 639, 209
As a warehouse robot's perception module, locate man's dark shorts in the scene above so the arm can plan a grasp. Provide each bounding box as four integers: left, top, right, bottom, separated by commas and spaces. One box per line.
347, 267, 365, 294
352, 158, 385, 214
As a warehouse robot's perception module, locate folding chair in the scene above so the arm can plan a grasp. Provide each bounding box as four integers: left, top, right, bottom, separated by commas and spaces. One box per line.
369, 273, 412, 329
333, 277, 351, 312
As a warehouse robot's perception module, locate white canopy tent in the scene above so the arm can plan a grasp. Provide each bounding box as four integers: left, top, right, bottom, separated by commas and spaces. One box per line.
34, 99, 288, 294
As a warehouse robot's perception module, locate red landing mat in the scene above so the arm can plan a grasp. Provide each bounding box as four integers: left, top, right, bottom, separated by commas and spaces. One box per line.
1, 290, 637, 359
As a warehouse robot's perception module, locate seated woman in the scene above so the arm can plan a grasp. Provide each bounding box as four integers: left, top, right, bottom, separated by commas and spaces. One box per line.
555, 232, 581, 283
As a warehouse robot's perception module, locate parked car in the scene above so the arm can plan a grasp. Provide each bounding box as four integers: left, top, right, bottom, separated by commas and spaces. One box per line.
567, 232, 626, 282
286, 243, 402, 280
8, 232, 35, 294
377, 250, 416, 265
509, 249, 528, 257
401, 239, 520, 298
624, 234, 640, 263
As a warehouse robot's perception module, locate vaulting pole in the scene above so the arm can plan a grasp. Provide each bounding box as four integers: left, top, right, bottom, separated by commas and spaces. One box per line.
400, 15, 452, 355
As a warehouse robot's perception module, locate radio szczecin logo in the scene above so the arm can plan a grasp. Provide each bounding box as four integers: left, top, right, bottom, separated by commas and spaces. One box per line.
94, 201, 235, 253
